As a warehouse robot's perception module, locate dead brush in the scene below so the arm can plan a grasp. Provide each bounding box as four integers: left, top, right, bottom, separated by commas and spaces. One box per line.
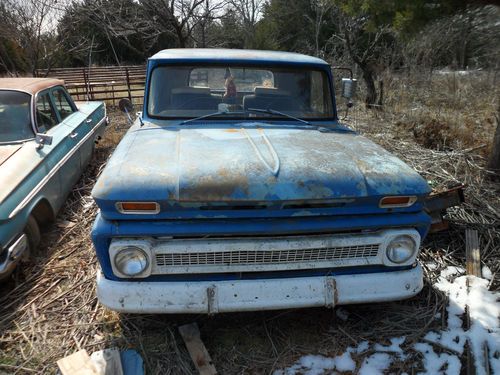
379, 69, 499, 157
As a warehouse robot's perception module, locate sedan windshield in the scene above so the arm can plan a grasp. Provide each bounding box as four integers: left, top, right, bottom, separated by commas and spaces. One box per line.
0, 90, 33, 143
148, 65, 334, 120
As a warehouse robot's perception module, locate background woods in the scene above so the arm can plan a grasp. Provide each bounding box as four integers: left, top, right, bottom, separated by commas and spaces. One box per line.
0, 0, 499, 171
1, 0, 499, 75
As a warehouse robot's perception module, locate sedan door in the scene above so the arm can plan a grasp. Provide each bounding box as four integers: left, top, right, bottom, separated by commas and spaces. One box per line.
35, 89, 81, 205
51, 87, 100, 169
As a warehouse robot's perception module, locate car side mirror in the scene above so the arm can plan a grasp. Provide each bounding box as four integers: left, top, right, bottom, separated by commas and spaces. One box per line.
119, 98, 144, 126
341, 78, 357, 100
119, 98, 134, 114
35, 133, 53, 149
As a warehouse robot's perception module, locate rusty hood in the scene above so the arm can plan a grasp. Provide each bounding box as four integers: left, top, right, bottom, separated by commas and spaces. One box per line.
92, 123, 431, 217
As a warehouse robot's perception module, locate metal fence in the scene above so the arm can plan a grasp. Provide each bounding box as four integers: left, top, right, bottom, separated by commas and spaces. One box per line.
37, 65, 146, 106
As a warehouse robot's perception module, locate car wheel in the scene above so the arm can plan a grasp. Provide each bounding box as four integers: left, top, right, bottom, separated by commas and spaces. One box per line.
21, 215, 41, 261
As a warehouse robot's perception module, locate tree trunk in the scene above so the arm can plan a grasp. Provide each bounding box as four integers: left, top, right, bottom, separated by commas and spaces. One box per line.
361, 66, 377, 108
487, 108, 500, 179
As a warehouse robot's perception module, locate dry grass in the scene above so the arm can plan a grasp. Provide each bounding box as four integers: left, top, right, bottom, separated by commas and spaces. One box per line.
0, 99, 498, 374
378, 69, 499, 158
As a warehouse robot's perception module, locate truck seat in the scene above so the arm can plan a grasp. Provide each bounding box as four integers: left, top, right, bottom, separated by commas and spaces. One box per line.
171, 86, 221, 110
243, 87, 303, 111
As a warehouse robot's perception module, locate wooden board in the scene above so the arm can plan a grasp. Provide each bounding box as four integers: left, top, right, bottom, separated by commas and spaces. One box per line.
466, 229, 481, 277
57, 350, 99, 375
179, 323, 218, 375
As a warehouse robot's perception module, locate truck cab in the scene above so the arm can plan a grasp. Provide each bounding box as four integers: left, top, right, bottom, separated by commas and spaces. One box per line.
91, 49, 431, 313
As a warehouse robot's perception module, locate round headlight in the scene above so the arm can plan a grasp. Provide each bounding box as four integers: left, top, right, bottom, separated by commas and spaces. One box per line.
386, 235, 417, 264
114, 247, 149, 276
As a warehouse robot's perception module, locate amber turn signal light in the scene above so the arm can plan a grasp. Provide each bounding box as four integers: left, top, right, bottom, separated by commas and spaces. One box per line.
379, 196, 417, 208
116, 202, 160, 214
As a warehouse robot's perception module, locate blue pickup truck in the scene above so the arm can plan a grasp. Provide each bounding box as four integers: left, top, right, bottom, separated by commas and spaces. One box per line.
91, 49, 434, 314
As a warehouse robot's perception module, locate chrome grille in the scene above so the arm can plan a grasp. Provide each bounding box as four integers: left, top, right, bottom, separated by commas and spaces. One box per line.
155, 244, 379, 267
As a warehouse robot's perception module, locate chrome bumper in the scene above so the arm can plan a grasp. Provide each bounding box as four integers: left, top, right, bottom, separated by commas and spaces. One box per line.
96, 264, 423, 314
0, 234, 28, 278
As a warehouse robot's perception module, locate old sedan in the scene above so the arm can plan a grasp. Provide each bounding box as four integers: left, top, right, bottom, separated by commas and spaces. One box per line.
0, 78, 107, 279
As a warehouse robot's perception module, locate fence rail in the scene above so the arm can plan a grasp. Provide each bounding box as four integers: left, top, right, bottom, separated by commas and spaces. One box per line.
36, 65, 146, 106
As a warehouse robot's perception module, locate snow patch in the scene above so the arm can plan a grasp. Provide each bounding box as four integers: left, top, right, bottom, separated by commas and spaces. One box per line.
482, 265, 492, 280
276, 267, 499, 375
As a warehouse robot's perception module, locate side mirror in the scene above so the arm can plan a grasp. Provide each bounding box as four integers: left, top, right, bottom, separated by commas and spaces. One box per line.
341, 78, 357, 99
119, 98, 134, 114
35, 133, 53, 149
118, 98, 144, 126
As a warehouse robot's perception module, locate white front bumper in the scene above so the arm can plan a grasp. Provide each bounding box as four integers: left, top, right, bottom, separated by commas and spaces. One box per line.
96, 264, 423, 314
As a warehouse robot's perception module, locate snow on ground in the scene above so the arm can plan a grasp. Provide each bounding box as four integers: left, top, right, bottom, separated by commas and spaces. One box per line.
275, 266, 499, 375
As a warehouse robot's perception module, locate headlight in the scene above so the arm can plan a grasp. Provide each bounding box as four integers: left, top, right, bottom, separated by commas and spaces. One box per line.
114, 247, 149, 276
386, 235, 417, 264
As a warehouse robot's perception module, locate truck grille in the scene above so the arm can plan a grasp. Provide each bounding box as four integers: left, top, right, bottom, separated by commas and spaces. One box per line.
110, 229, 421, 276
155, 244, 379, 267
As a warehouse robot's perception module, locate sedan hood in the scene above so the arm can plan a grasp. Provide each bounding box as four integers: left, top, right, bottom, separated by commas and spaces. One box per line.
93, 123, 430, 218
0, 144, 22, 167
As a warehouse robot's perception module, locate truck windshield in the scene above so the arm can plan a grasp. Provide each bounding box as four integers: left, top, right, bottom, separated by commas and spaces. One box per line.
147, 65, 334, 120
0, 90, 34, 143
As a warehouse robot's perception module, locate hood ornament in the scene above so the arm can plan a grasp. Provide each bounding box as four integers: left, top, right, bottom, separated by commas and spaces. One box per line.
242, 128, 280, 176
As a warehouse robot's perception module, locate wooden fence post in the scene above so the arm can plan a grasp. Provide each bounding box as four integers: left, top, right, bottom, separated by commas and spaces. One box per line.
83, 68, 89, 101
125, 67, 132, 101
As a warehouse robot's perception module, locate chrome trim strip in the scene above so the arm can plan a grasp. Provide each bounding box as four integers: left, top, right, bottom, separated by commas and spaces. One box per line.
7, 116, 106, 219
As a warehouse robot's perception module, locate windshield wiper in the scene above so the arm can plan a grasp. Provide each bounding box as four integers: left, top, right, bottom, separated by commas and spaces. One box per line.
180, 107, 312, 126
246, 108, 311, 125
179, 110, 244, 125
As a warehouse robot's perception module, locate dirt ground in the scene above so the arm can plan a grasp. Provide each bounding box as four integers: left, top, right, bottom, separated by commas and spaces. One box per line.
0, 108, 498, 374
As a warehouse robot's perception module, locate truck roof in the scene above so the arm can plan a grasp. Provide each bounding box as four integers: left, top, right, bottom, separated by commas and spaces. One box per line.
149, 48, 329, 67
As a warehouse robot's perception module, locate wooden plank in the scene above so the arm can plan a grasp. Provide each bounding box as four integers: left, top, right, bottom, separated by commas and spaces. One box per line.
57, 350, 99, 375
179, 323, 218, 375
466, 229, 481, 277
90, 348, 123, 375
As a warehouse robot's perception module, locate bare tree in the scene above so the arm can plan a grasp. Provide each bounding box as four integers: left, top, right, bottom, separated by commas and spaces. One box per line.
228, 0, 264, 47
306, 0, 332, 57
338, 13, 393, 107
191, 0, 227, 47
140, 0, 206, 48
404, 5, 500, 71
0, 0, 71, 75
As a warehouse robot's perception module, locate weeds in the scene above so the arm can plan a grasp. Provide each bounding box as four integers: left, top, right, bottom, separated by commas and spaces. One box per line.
357, 69, 499, 157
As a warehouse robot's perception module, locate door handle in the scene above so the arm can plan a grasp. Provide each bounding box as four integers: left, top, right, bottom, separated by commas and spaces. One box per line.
86, 118, 93, 124
69, 132, 78, 139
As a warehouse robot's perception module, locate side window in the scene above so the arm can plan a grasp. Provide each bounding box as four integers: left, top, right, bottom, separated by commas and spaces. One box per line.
36, 92, 58, 132
52, 88, 75, 120
310, 71, 325, 113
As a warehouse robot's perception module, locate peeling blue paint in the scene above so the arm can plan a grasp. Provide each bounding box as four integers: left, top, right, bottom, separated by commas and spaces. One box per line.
92, 124, 431, 220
